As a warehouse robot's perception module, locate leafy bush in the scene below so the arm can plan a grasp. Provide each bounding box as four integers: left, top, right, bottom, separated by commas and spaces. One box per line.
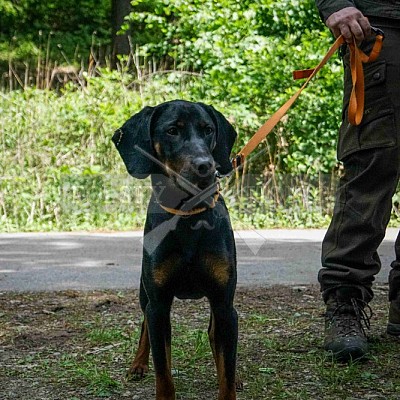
128, 0, 342, 175
1, 71, 143, 231
0, 66, 341, 231
0, 0, 111, 67
2, 0, 398, 231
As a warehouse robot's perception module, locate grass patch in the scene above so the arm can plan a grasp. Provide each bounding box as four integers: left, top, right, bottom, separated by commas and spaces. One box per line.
1, 286, 400, 399
86, 327, 128, 344
60, 356, 123, 397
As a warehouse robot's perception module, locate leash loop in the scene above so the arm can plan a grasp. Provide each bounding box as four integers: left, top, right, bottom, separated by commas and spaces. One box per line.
347, 27, 384, 125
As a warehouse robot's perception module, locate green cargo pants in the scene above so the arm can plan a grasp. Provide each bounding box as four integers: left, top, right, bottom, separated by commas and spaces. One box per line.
319, 22, 400, 303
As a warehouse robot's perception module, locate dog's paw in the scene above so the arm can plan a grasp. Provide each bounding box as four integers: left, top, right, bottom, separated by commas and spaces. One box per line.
126, 363, 149, 380
235, 374, 244, 392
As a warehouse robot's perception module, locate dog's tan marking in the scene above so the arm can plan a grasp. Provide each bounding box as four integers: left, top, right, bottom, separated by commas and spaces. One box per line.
153, 257, 178, 287
154, 341, 175, 399
216, 352, 235, 400
154, 142, 162, 156
127, 317, 150, 379
209, 312, 237, 400
165, 159, 184, 176
204, 254, 230, 286
156, 373, 175, 400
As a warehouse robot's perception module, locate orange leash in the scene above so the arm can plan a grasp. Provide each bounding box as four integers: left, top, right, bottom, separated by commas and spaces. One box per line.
347, 34, 383, 125
232, 30, 384, 169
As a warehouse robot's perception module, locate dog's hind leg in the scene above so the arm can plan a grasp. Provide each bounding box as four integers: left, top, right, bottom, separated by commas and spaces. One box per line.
127, 316, 150, 379
127, 280, 150, 379
208, 304, 238, 400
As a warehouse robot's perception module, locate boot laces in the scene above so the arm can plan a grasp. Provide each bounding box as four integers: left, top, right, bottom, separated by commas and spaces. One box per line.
330, 298, 372, 337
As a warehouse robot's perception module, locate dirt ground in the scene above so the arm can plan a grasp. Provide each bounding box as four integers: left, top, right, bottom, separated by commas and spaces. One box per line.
1, 285, 400, 400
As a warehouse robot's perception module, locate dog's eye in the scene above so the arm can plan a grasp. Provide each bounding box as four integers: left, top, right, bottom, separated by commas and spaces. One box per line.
205, 126, 214, 135
167, 127, 178, 136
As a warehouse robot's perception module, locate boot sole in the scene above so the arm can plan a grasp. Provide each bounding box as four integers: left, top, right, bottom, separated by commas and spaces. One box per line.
324, 336, 369, 363
325, 346, 368, 363
387, 322, 400, 336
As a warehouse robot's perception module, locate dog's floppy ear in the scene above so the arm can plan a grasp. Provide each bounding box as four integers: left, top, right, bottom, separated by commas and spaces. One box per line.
112, 106, 156, 179
199, 103, 237, 175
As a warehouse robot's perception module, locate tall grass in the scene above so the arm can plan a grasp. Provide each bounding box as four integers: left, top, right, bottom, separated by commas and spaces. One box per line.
1, 45, 397, 232
0, 87, 336, 233
0, 70, 337, 232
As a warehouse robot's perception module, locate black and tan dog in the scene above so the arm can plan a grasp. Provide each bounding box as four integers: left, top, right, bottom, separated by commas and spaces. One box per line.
112, 100, 239, 400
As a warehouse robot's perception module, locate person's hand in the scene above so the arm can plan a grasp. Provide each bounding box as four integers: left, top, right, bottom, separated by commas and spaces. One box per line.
326, 7, 371, 44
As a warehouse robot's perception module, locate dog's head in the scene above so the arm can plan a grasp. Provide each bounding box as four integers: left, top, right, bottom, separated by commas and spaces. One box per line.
112, 100, 237, 190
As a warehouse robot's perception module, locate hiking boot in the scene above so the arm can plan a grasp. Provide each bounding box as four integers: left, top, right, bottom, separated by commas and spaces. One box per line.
324, 288, 372, 362
387, 294, 400, 336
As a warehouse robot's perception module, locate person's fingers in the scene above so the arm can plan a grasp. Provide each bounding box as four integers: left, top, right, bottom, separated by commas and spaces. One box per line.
325, 7, 372, 44
330, 25, 341, 38
348, 20, 365, 43
359, 16, 372, 38
339, 24, 353, 43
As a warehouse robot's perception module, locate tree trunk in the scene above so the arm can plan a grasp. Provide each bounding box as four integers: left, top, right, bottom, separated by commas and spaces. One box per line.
111, 0, 132, 68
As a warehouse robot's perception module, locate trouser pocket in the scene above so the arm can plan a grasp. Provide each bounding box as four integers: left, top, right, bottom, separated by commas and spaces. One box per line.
338, 49, 397, 161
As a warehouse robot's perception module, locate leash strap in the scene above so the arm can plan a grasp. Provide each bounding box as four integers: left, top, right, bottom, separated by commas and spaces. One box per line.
232, 30, 384, 169
347, 32, 383, 125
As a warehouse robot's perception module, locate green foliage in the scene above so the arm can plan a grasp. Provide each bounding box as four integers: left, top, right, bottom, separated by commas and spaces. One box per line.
0, 68, 340, 231
2, 0, 398, 231
0, 71, 147, 231
0, 0, 111, 66
128, 0, 342, 175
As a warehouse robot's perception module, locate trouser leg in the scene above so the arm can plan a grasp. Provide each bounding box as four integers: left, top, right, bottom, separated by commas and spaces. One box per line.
320, 24, 400, 304
320, 147, 399, 303
389, 231, 400, 300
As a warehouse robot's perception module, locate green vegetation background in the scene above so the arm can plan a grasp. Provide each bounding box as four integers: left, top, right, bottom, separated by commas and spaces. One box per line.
1, 0, 398, 231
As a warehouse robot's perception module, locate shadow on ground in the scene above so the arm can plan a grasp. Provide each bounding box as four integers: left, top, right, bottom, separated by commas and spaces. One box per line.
1, 285, 400, 399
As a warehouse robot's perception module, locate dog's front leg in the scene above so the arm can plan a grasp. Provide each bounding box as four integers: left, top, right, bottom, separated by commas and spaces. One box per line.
146, 302, 175, 400
209, 304, 238, 400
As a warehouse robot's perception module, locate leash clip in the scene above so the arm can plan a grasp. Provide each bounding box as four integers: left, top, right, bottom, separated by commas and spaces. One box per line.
339, 26, 384, 60
231, 154, 244, 170
371, 26, 385, 40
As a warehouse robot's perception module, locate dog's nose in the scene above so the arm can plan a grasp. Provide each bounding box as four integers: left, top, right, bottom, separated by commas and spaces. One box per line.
193, 157, 214, 177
